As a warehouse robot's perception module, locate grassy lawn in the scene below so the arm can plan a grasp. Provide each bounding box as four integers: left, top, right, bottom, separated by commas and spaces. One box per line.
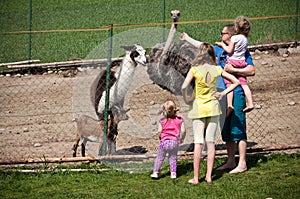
0, 153, 299, 199
0, 0, 297, 63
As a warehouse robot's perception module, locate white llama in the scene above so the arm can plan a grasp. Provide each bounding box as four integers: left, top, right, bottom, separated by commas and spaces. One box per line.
88, 44, 147, 155
90, 44, 147, 119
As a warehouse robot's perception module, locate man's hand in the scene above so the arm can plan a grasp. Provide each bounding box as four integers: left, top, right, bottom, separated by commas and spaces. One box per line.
224, 63, 235, 73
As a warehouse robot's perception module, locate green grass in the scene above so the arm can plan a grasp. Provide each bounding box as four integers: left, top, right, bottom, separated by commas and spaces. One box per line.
0, 0, 297, 63
0, 153, 299, 199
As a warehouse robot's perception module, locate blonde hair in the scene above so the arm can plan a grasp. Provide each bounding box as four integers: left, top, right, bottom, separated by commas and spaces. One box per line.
162, 100, 178, 118
192, 42, 216, 66
234, 16, 251, 37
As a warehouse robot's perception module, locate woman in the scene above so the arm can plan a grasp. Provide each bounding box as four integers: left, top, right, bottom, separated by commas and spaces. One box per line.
181, 42, 240, 184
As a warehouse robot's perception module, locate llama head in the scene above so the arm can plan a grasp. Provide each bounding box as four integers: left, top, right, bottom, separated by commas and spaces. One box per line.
121, 44, 147, 66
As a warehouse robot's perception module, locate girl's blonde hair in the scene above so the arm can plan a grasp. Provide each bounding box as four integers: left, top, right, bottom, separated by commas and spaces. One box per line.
192, 42, 216, 66
234, 16, 251, 37
162, 100, 178, 118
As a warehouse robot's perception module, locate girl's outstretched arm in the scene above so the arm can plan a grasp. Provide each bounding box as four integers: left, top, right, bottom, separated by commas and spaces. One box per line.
215, 40, 234, 54
180, 33, 203, 48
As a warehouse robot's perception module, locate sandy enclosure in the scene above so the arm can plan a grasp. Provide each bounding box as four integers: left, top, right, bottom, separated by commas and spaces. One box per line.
0, 51, 299, 163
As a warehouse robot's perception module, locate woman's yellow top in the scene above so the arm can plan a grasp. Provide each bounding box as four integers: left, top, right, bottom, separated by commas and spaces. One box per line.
188, 65, 223, 119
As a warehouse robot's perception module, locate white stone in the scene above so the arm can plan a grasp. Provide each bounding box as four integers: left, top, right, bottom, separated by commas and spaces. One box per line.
282, 53, 289, 58
280, 58, 287, 62
261, 61, 268, 65
254, 56, 261, 60
34, 143, 42, 147
288, 101, 295, 106
255, 104, 262, 109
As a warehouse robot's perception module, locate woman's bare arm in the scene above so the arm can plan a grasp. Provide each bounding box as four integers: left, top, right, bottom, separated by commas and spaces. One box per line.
181, 70, 195, 105
216, 70, 240, 99
180, 33, 202, 48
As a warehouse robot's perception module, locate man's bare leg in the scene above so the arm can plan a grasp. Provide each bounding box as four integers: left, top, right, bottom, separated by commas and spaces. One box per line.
217, 141, 236, 170
229, 140, 247, 173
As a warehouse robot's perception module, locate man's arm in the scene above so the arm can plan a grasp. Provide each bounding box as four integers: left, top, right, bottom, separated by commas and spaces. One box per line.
224, 50, 255, 77
225, 64, 255, 77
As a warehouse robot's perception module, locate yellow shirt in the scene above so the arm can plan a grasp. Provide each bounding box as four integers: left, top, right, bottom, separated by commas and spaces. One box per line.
188, 65, 223, 118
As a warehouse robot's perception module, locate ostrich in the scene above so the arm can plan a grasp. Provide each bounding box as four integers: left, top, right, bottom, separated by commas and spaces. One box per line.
89, 44, 147, 154
147, 10, 198, 95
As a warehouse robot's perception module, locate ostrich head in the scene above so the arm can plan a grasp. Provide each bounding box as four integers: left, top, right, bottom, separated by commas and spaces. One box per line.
171, 10, 180, 27
121, 44, 147, 66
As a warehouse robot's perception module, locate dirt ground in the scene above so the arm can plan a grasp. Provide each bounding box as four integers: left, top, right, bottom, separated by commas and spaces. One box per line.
0, 50, 299, 164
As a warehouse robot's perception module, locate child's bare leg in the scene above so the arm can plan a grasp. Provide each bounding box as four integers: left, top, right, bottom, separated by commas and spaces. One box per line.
205, 142, 215, 183
241, 84, 254, 112
226, 91, 234, 117
188, 143, 203, 184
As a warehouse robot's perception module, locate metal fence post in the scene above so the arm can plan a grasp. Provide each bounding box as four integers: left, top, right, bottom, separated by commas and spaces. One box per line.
28, 0, 33, 61
295, 0, 299, 42
101, 24, 113, 155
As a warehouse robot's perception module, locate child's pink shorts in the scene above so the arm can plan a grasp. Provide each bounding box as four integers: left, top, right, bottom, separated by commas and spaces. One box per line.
224, 59, 248, 85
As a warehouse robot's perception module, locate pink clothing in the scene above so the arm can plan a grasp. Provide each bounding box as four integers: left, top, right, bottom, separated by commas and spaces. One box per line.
225, 34, 249, 86
225, 58, 248, 85
159, 116, 183, 143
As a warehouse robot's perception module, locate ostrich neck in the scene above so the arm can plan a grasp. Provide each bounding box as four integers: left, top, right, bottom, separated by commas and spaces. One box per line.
161, 23, 177, 60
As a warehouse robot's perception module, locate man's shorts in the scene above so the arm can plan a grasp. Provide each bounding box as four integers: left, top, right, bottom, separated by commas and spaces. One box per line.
221, 94, 247, 142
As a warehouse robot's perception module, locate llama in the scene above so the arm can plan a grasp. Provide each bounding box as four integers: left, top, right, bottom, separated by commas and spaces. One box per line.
90, 44, 147, 119
72, 106, 129, 157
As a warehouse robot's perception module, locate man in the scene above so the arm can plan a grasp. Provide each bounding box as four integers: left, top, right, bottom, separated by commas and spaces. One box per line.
215, 24, 255, 173
180, 23, 255, 174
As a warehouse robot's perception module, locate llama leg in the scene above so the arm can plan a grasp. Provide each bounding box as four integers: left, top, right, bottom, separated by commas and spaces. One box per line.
98, 140, 107, 156
107, 138, 116, 155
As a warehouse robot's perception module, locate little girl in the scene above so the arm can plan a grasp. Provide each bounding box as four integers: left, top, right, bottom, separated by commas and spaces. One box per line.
150, 100, 186, 179
216, 16, 254, 116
